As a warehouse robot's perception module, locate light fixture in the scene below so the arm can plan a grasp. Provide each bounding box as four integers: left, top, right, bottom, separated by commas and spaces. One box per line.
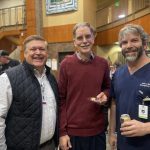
118, 14, 125, 18
114, 42, 119, 45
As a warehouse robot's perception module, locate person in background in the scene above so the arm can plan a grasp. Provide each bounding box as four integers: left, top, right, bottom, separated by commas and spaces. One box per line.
0, 35, 59, 150
109, 61, 122, 79
109, 24, 150, 150
114, 60, 122, 69
58, 22, 110, 150
109, 65, 116, 79
0, 49, 20, 75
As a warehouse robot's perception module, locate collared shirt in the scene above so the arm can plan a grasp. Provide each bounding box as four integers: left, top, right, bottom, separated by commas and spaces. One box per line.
0, 70, 56, 149
76, 51, 95, 62
34, 69, 56, 144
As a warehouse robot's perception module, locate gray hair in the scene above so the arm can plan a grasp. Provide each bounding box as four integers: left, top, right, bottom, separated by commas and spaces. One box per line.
118, 24, 149, 47
73, 22, 96, 38
23, 35, 48, 51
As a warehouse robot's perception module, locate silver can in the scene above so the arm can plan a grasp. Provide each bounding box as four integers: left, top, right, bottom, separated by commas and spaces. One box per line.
120, 114, 131, 123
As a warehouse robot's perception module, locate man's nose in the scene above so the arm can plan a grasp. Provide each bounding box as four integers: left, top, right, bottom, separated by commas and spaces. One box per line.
82, 36, 87, 42
35, 48, 41, 53
126, 42, 133, 48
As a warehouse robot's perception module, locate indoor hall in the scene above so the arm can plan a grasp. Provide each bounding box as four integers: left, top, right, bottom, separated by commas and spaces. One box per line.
0, 0, 150, 76
0, 0, 150, 150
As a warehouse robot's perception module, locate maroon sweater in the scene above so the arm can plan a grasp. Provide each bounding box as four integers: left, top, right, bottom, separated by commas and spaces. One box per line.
58, 54, 110, 137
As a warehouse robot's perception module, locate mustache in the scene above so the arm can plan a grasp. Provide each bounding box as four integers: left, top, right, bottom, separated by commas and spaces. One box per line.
124, 47, 138, 53
123, 46, 144, 54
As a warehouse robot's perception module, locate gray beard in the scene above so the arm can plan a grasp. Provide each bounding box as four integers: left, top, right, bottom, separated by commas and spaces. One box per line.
123, 46, 144, 62
125, 54, 138, 62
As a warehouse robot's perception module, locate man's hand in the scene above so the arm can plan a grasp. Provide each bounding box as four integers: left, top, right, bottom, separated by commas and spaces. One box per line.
59, 135, 72, 150
91, 92, 107, 105
108, 132, 117, 150
120, 119, 147, 137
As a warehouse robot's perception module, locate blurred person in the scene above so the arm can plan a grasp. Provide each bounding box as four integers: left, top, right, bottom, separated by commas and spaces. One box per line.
113, 61, 122, 69
110, 61, 122, 79
109, 24, 150, 150
58, 22, 110, 150
0, 50, 20, 75
109, 65, 116, 79
0, 35, 59, 150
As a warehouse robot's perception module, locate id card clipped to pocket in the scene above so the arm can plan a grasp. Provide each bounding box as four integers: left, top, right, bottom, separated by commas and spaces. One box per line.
138, 96, 150, 119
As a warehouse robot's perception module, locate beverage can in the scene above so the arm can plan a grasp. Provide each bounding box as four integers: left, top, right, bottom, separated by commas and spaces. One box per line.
120, 114, 131, 123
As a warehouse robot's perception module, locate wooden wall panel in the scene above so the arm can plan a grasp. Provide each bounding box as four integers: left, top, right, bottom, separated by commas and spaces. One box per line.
43, 14, 150, 45
96, 14, 150, 45
43, 24, 75, 43
25, 0, 36, 36
26, 0, 35, 9
0, 38, 14, 52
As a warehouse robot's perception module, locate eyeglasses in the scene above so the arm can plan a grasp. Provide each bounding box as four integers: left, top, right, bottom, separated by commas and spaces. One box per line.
29, 47, 46, 52
75, 34, 93, 41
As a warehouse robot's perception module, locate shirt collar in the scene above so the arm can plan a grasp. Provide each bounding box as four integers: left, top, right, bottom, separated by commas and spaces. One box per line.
76, 51, 95, 62
34, 67, 46, 77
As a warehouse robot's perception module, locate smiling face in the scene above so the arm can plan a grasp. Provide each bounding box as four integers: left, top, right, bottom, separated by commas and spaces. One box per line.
73, 26, 95, 55
121, 33, 145, 62
24, 40, 48, 72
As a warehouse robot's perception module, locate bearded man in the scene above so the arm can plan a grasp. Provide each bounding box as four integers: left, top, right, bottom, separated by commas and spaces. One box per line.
109, 24, 150, 150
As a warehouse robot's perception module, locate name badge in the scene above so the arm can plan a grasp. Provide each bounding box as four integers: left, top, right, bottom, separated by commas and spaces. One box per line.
138, 105, 148, 119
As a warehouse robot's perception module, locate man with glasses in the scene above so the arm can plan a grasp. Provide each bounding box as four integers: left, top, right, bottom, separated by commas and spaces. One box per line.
0, 35, 59, 150
58, 22, 110, 150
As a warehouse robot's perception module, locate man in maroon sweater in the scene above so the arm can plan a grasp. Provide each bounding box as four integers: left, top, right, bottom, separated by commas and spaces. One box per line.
58, 22, 110, 150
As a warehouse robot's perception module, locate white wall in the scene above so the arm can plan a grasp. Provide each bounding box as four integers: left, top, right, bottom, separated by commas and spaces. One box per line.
9, 46, 20, 61
96, 44, 121, 64
0, 0, 24, 9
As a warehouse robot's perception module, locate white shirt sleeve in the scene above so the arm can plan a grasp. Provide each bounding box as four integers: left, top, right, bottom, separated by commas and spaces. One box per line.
0, 73, 13, 150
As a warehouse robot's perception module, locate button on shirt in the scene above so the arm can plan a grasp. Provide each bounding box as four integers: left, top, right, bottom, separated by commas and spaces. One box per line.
34, 69, 56, 144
